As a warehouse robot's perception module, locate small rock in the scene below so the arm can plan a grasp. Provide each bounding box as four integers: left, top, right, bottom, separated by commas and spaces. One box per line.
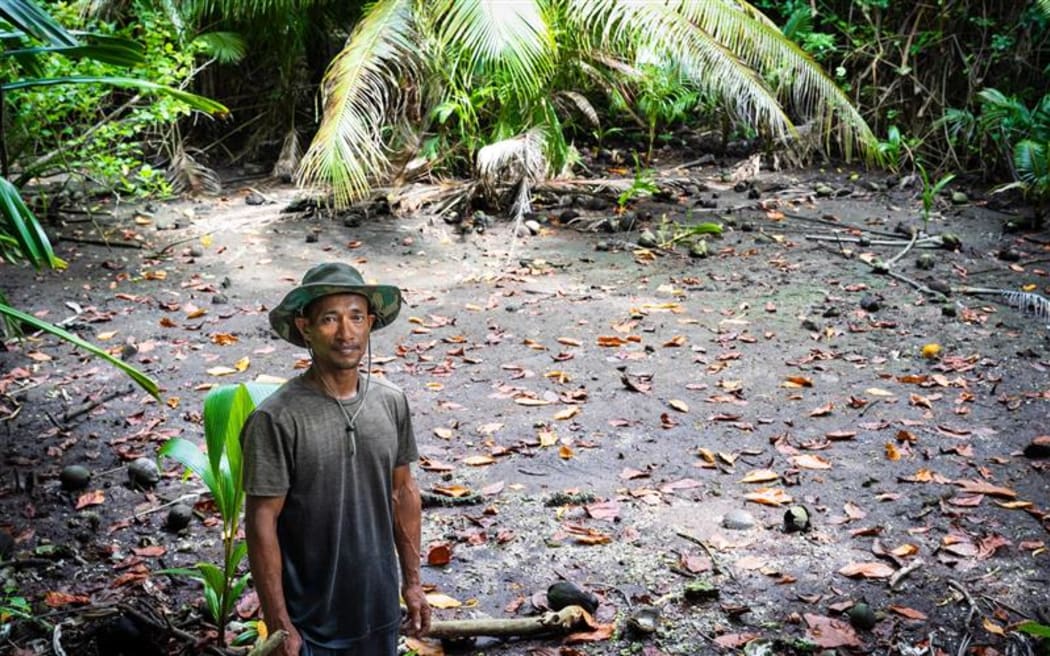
997, 247, 1021, 262
211, 293, 229, 305
166, 504, 194, 532
0, 531, 14, 559
733, 181, 750, 193
245, 192, 266, 206
697, 198, 718, 209
801, 318, 821, 332
342, 213, 363, 228
722, 509, 756, 530
814, 182, 835, 197
927, 279, 952, 296
188, 246, 205, 258
524, 219, 541, 235
865, 180, 886, 192
683, 579, 720, 601
688, 240, 709, 258
940, 233, 962, 250
950, 191, 968, 204
128, 457, 160, 488
305, 232, 319, 243
915, 253, 936, 270
848, 602, 877, 630
514, 224, 532, 238
595, 240, 610, 252
941, 304, 958, 318
637, 230, 658, 248
783, 505, 811, 533
859, 295, 880, 312
1023, 436, 1050, 459
559, 209, 579, 222
221, 276, 232, 289
60, 465, 91, 492
546, 581, 598, 614
626, 605, 660, 635
747, 187, 761, 199
822, 306, 840, 318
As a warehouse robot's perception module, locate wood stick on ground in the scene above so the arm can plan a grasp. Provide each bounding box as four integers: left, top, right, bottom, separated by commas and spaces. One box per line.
888, 558, 923, 590
62, 385, 134, 423
946, 578, 980, 624
247, 630, 288, 656
675, 530, 735, 581
426, 605, 589, 640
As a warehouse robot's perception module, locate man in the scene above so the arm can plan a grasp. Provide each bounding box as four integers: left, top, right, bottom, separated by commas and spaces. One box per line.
242, 262, 430, 656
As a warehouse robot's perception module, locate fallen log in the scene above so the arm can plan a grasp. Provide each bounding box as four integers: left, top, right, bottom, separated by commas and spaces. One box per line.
426, 605, 589, 640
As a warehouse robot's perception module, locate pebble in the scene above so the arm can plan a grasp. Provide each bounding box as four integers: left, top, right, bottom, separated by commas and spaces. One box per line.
722, 509, 756, 530
951, 191, 968, 204
166, 504, 194, 532
245, 192, 266, 206
128, 457, 161, 488
637, 230, 658, 248
60, 465, 91, 491
916, 253, 935, 270
524, 220, 541, 235
188, 246, 204, 257
211, 293, 229, 305
859, 295, 880, 312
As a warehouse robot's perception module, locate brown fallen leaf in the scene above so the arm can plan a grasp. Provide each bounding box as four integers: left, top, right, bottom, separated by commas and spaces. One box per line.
837, 561, 895, 579
743, 487, 792, 506
791, 454, 832, 470
954, 479, 1017, 498
809, 402, 833, 417
884, 442, 901, 461
75, 490, 105, 510
737, 465, 781, 484
44, 591, 91, 608
889, 605, 928, 620
804, 614, 861, 648
426, 543, 452, 566
554, 406, 580, 421
426, 593, 462, 609
783, 376, 813, 388
668, 399, 689, 413
432, 485, 472, 498
463, 455, 496, 466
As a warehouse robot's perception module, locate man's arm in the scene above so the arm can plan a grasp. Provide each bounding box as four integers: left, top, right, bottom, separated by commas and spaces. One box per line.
245, 495, 302, 656
392, 464, 430, 637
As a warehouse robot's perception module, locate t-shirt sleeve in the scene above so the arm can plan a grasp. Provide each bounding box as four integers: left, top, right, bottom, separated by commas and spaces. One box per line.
394, 391, 419, 467
241, 409, 294, 496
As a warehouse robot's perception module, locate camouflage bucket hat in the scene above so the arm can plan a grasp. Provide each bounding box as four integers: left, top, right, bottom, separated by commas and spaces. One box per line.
268, 262, 402, 347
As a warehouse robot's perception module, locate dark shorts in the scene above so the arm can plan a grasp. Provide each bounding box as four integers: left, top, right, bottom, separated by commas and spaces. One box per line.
300, 631, 398, 656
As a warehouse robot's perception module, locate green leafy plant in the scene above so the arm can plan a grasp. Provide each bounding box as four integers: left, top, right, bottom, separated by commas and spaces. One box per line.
634, 61, 700, 162
916, 162, 955, 231
159, 382, 278, 648
616, 155, 658, 211
874, 125, 917, 172
1018, 619, 1050, 638
1013, 139, 1050, 201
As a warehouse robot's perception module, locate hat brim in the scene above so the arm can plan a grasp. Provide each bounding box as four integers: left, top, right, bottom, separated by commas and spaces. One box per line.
269, 282, 402, 347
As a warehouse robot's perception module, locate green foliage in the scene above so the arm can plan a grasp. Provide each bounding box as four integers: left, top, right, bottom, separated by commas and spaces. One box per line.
4, 0, 228, 195
298, 0, 876, 209
1014, 139, 1050, 200
617, 155, 658, 210
916, 162, 955, 230
1018, 619, 1050, 638
874, 125, 918, 172
159, 382, 279, 647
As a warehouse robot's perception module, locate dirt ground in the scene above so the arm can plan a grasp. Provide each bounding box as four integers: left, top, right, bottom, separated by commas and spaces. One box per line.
1, 158, 1049, 656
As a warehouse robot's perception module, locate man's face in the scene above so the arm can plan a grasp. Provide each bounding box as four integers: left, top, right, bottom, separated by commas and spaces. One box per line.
295, 293, 375, 371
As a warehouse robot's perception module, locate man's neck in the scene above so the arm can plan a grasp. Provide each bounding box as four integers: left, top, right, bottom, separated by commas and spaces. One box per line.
309, 366, 359, 400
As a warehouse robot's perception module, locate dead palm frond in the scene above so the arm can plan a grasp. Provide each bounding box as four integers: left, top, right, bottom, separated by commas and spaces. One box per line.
272, 128, 301, 181
167, 143, 221, 195
476, 127, 547, 220
958, 287, 1050, 327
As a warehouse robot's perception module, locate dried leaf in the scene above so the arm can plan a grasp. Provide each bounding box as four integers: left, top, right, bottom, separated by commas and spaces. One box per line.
804, 614, 861, 648
668, 399, 689, 413
559, 445, 575, 460
426, 593, 462, 609
791, 454, 832, 470
44, 591, 91, 608
743, 487, 792, 506
837, 561, 895, 579
207, 366, 238, 377
433, 427, 454, 440
515, 397, 551, 406
954, 479, 1016, 498
75, 490, 105, 509
426, 543, 452, 566
809, 402, 834, 417
211, 333, 238, 345
463, 455, 495, 466
554, 406, 580, 421
884, 443, 901, 461
889, 605, 928, 620
234, 356, 250, 372
783, 376, 813, 388
740, 469, 780, 484
983, 617, 1006, 636
432, 485, 472, 498
557, 337, 581, 347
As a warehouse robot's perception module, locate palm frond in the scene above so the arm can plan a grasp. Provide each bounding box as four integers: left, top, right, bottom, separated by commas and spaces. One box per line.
555, 90, 600, 127
297, 0, 418, 208
192, 31, 247, 64
476, 128, 547, 219
0, 0, 78, 47
675, 0, 875, 160
1039, 0, 1050, 17
431, 0, 554, 97
167, 144, 221, 195
569, 0, 795, 144
1014, 140, 1049, 189
1000, 291, 1050, 326
272, 128, 302, 181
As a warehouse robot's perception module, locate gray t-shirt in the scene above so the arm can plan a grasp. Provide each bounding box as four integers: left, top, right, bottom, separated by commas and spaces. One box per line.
241, 374, 419, 648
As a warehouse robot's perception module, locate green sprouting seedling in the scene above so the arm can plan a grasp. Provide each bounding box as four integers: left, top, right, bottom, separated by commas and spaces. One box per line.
916, 162, 956, 231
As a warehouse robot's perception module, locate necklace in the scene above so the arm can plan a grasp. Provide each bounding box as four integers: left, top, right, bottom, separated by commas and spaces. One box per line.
314, 369, 361, 456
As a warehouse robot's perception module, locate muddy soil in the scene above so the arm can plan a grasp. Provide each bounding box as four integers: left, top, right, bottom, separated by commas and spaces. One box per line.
1, 160, 1049, 656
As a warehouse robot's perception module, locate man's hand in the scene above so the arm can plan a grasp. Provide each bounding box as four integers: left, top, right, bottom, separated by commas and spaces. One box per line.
267, 621, 302, 656
401, 583, 430, 637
